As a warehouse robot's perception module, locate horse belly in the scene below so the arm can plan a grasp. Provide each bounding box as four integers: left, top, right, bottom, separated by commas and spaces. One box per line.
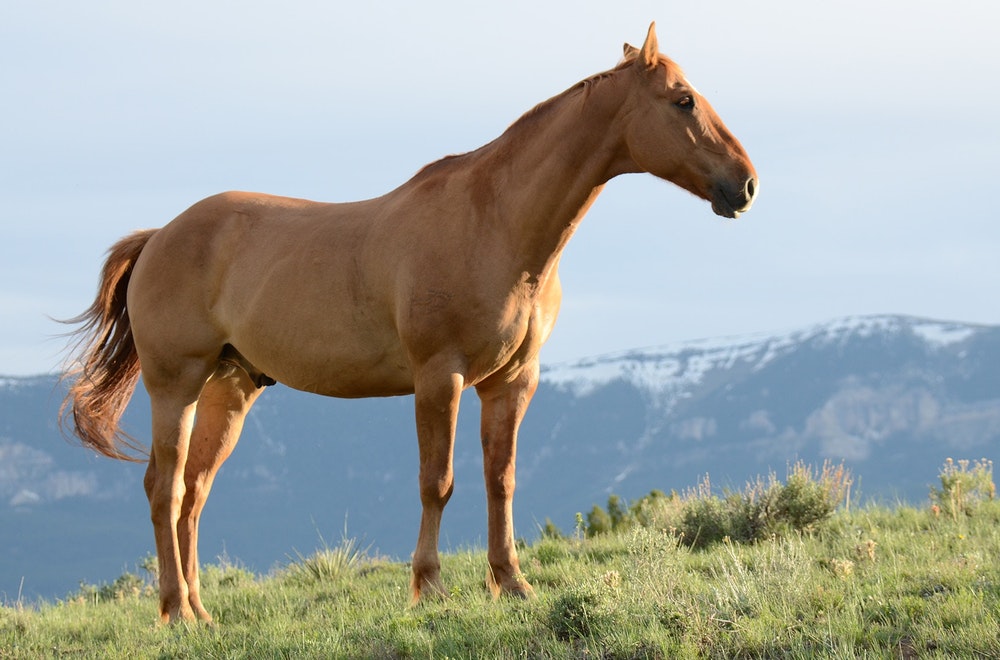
228, 320, 416, 399
204, 211, 415, 396
283, 352, 415, 399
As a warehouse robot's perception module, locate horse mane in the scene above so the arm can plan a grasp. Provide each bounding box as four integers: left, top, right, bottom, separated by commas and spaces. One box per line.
495, 53, 680, 133
411, 58, 644, 183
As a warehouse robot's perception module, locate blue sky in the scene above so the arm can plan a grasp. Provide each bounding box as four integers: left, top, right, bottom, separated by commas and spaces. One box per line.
2, 1, 998, 375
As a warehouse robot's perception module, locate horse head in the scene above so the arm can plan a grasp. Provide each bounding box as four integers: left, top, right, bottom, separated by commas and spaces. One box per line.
619, 23, 758, 218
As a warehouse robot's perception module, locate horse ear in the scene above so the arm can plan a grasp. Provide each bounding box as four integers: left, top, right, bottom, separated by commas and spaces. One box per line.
622, 42, 640, 60
640, 22, 659, 69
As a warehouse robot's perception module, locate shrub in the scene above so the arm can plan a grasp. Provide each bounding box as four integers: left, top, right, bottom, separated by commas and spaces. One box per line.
74, 572, 152, 604
584, 489, 679, 537
583, 461, 852, 549
200, 558, 257, 589
630, 489, 673, 527
540, 518, 565, 540
930, 457, 995, 520
585, 504, 613, 537
72, 553, 161, 604
764, 460, 853, 536
548, 585, 612, 641
680, 493, 732, 548
533, 538, 569, 566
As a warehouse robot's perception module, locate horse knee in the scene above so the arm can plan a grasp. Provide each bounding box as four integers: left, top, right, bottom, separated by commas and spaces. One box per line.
420, 473, 454, 507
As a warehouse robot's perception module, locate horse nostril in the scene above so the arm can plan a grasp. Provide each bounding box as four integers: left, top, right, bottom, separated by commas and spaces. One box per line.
745, 177, 757, 201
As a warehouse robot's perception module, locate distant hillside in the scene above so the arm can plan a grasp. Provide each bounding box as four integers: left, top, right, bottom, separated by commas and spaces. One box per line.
2, 315, 997, 602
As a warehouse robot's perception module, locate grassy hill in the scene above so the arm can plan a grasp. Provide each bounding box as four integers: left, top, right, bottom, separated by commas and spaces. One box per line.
2, 461, 998, 658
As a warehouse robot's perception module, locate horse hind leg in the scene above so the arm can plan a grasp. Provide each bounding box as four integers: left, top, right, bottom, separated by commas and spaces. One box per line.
142, 362, 208, 624
177, 365, 263, 623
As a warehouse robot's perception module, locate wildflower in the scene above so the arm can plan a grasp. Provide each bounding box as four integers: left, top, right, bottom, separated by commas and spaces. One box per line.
829, 558, 854, 578
854, 539, 877, 563
602, 570, 621, 590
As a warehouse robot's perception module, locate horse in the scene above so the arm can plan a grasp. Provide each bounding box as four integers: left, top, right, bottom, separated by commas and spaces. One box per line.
61, 23, 756, 624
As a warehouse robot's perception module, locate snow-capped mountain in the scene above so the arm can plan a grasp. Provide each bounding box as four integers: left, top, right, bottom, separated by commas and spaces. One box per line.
543, 315, 981, 400
2, 315, 997, 601
534, 314, 997, 498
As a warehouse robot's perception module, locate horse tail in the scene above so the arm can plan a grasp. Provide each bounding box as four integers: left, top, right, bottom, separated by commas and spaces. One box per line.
60, 229, 158, 462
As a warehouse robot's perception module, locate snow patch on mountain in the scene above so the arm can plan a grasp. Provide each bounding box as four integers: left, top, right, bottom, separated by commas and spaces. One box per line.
910, 320, 977, 347
541, 329, 791, 401
540, 315, 977, 398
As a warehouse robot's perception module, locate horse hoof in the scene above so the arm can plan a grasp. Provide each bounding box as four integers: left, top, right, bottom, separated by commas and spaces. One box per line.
486, 570, 536, 600
410, 574, 449, 606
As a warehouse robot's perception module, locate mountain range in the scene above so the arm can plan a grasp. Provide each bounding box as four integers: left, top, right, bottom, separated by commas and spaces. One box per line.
2, 314, 997, 602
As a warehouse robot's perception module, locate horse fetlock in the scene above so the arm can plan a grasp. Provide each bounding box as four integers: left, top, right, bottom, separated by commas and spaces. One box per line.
486, 565, 536, 600
409, 570, 448, 605
160, 600, 198, 625
188, 593, 214, 623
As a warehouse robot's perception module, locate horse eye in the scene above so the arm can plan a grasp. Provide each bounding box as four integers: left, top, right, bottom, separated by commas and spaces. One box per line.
675, 95, 695, 111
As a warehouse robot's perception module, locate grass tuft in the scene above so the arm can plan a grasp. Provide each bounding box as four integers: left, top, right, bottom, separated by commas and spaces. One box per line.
283, 534, 370, 586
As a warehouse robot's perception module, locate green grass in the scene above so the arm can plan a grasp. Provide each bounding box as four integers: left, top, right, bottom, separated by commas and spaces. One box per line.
3, 462, 999, 658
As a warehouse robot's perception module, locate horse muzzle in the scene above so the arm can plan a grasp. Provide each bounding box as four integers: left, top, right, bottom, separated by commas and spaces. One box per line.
710, 175, 758, 219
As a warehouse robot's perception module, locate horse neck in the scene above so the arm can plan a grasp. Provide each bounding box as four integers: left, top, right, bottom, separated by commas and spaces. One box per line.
473, 71, 632, 280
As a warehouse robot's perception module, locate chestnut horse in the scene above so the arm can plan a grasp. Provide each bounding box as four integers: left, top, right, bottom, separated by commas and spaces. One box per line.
62, 23, 756, 623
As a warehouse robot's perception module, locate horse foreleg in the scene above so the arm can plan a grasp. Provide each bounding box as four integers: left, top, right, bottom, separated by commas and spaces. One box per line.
144, 392, 200, 624
476, 364, 538, 599
178, 368, 262, 623
410, 368, 464, 604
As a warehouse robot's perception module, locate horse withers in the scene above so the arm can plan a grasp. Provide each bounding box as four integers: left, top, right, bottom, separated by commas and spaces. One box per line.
62, 23, 756, 624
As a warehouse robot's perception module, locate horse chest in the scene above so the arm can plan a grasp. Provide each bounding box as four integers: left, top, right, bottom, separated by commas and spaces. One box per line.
400, 285, 540, 375
466, 299, 546, 384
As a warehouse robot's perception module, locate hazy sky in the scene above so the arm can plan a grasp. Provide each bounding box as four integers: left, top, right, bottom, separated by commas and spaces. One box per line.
2, 1, 998, 376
